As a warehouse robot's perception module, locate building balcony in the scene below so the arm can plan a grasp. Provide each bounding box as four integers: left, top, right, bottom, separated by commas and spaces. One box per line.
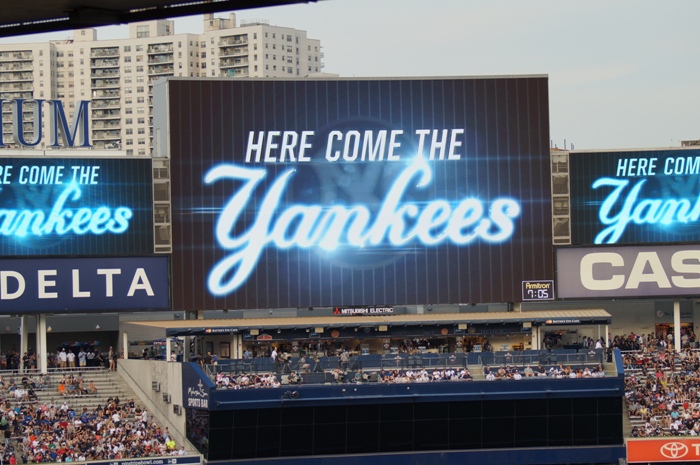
147, 55, 174, 64
219, 58, 249, 69
92, 129, 121, 140
91, 109, 121, 120
90, 59, 120, 68
0, 52, 32, 62
91, 99, 120, 109
147, 44, 174, 54
0, 91, 33, 99
0, 83, 33, 92
92, 120, 121, 129
92, 140, 121, 150
148, 65, 174, 76
0, 64, 33, 72
91, 90, 120, 99
90, 48, 120, 58
219, 46, 248, 58
219, 36, 248, 46
91, 69, 119, 78
91, 78, 120, 89
220, 68, 249, 77
0, 73, 33, 82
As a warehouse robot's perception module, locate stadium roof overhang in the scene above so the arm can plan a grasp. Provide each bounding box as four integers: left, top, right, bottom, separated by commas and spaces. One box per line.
0, 0, 318, 38
123, 309, 613, 337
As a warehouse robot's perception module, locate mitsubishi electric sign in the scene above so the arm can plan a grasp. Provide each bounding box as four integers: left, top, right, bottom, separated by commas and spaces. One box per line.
569, 149, 700, 245
165, 77, 553, 310
557, 245, 700, 299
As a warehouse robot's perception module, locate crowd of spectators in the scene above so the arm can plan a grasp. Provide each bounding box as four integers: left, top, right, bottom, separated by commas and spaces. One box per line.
0, 395, 185, 463
621, 330, 700, 437
485, 364, 606, 380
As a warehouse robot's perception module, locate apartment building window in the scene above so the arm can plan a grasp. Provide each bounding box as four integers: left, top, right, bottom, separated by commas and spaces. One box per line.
200, 41, 205, 48
125, 129, 133, 135
273, 65, 276, 71
125, 98, 133, 104
124, 46, 131, 52
136, 107, 145, 114
125, 108, 133, 114
137, 86, 144, 93
287, 35, 292, 41
254, 54, 257, 61
138, 128, 146, 135
136, 45, 143, 52
254, 65, 258, 72
124, 77, 132, 84
254, 44, 258, 50
136, 55, 143, 62
124, 66, 131, 73
136, 66, 144, 72
125, 87, 132, 94
272, 55, 275, 60
126, 139, 133, 145
136, 76, 144, 83
138, 138, 145, 145
124, 56, 132, 63
126, 150, 133, 156
137, 117, 145, 124
39, 50, 43, 56
137, 97, 145, 103
125, 118, 133, 125
265, 32, 268, 38
138, 149, 146, 156
272, 33, 275, 38
136, 25, 150, 38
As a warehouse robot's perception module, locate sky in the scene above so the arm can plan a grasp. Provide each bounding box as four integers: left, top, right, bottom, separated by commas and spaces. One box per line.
2, 0, 698, 150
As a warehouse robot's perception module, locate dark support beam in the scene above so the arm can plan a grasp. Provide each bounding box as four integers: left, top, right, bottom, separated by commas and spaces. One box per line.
0, 0, 318, 38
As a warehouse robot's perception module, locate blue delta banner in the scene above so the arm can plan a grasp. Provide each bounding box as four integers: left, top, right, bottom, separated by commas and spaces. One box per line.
0, 256, 169, 313
0, 157, 153, 256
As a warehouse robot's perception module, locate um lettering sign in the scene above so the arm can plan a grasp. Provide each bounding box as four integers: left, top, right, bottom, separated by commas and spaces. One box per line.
0, 99, 91, 148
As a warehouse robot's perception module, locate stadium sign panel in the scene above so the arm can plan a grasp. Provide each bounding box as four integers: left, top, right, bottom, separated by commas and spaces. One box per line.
0, 256, 169, 313
569, 149, 700, 245
164, 77, 553, 310
627, 438, 700, 463
0, 99, 91, 148
557, 245, 700, 298
0, 157, 153, 256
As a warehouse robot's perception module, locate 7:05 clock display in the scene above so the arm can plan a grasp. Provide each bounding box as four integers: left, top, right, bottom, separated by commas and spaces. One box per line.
522, 280, 555, 301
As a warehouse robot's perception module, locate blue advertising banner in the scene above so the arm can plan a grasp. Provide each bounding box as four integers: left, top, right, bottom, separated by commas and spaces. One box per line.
0, 256, 169, 313
0, 157, 153, 256
167, 78, 553, 310
569, 149, 700, 245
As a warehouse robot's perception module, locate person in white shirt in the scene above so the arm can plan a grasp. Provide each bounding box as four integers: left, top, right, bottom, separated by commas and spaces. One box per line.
59, 349, 67, 368
67, 351, 76, 368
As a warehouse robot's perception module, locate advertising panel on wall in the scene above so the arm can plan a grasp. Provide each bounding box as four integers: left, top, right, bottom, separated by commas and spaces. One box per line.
0, 256, 169, 313
557, 245, 700, 299
0, 157, 154, 256
164, 77, 553, 310
569, 149, 700, 245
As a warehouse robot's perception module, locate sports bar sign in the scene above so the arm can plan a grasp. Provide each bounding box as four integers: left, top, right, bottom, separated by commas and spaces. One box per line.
164, 77, 554, 310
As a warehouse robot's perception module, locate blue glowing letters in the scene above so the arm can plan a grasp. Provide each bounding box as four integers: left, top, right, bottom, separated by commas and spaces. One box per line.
205, 157, 521, 296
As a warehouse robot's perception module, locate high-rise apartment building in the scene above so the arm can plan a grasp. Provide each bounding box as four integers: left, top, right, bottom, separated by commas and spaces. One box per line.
0, 13, 323, 154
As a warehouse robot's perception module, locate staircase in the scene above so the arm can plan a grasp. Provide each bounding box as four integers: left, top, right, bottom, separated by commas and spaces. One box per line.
28, 368, 140, 410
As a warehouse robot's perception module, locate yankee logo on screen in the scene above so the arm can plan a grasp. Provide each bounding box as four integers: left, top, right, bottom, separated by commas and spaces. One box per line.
204, 155, 522, 297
